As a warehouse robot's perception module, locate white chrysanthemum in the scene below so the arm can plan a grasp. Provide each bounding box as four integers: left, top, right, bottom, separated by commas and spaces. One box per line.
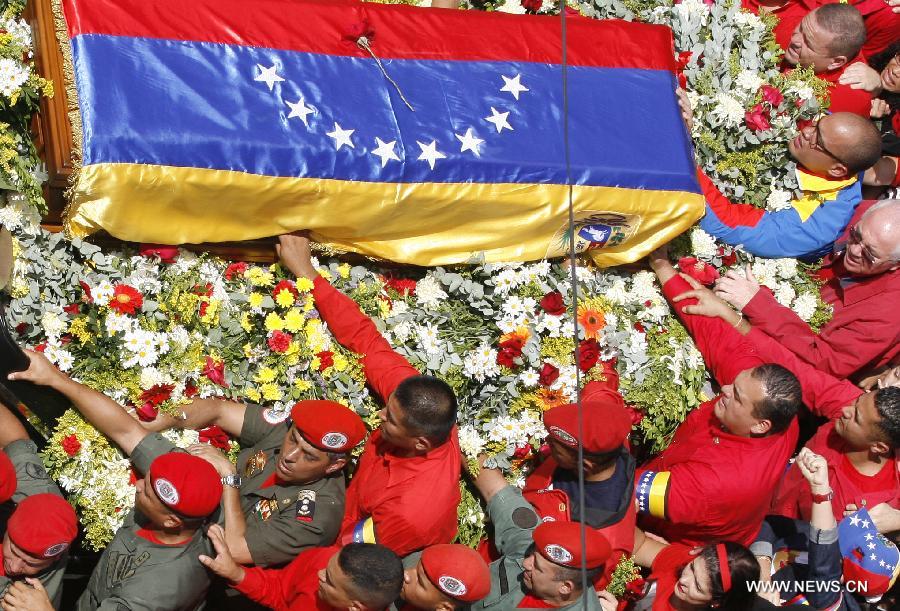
388, 301, 409, 318
766, 189, 793, 211
519, 370, 540, 387
775, 258, 799, 278
574, 266, 595, 285
535, 313, 563, 338
492, 268, 520, 295
169, 325, 191, 350
154, 332, 171, 355
459, 425, 486, 458
463, 345, 501, 383
791, 292, 818, 322
774, 283, 796, 306
711, 93, 746, 127
732, 10, 764, 30
139, 367, 165, 389
41, 311, 66, 337
390, 320, 413, 343
0, 57, 29, 98
673, 0, 710, 20
497, 0, 527, 14
122, 329, 152, 353
93, 281, 115, 307
415, 276, 448, 310
735, 70, 764, 93
2, 18, 32, 49
691, 227, 718, 259
122, 345, 159, 369
790, 84, 815, 101
629, 271, 662, 304
170, 250, 200, 274
752, 259, 779, 288
603, 278, 629, 305
0, 205, 24, 231
553, 365, 579, 399
416, 323, 443, 355
45, 345, 74, 371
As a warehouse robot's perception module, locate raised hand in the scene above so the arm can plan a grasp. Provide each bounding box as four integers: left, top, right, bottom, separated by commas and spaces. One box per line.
714, 265, 760, 310
199, 524, 246, 584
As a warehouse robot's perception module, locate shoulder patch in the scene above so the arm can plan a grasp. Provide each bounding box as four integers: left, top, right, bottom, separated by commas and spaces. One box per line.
296, 490, 317, 523
262, 407, 289, 424
511, 507, 540, 530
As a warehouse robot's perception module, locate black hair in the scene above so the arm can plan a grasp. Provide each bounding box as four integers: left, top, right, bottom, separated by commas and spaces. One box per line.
551, 564, 603, 590
749, 364, 801, 434
874, 386, 900, 449
393, 375, 457, 444
868, 40, 900, 113
814, 4, 866, 60
830, 114, 883, 175
700, 541, 760, 611
338, 543, 404, 609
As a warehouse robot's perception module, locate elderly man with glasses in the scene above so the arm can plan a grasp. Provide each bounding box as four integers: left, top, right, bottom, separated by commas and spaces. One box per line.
697, 112, 882, 261
713, 198, 900, 381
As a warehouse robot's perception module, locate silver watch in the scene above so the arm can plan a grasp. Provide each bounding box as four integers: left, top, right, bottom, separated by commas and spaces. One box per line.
221, 474, 242, 488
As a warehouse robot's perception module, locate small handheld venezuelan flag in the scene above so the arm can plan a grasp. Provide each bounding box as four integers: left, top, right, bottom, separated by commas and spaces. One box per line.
60, 0, 703, 266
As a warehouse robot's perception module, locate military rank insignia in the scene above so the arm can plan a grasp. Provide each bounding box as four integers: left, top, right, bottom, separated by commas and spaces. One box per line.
296, 490, 316, 523
254, 498, 278, 521
244, 450, 267, 477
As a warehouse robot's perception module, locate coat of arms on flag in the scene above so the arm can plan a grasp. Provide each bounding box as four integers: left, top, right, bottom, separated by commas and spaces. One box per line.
57, 0, 704, 266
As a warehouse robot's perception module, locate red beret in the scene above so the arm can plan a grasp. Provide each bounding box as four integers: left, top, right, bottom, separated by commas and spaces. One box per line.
0, 450, 15, 504
291, 400, 367, 453
421, 544, 491, 603
8, 494, 78, 558
543, 395, 630, 454
149, 452, 222, 518
533, 521, 611, 570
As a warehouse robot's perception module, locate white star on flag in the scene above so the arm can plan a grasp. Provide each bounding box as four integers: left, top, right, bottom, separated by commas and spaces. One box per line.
255, 63, 284, 91
861, 520, 871, 529
871, 553, 878, 561
371, 137, 400, 168
456, 128, 484, 156
500, 74, 529, 100
869, 542, 877, 550
286, 97, 315, 127
326, 123, 355, 151
865, 533, 875, 541
849, 515, 861, 527
880, 560, 886, 567
485, 107, 513, 133
417, 140, 446, 170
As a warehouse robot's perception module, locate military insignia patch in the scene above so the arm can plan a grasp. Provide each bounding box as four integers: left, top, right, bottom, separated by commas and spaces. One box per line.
262, 407, 289, 424
244, 450, 267, 477
438, 575, 467, 598
547, 426, 578, 447
43, 542, 68, 557
296, 490, 317, 523
544, 544, 573, 564
255, 498, 277, 521
321, 432, 348, 449
154, 478, 180, 505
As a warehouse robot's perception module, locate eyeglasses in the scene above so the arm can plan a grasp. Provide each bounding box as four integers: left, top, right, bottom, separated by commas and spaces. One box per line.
847, 224, 882, 266
810, 118, 850, 167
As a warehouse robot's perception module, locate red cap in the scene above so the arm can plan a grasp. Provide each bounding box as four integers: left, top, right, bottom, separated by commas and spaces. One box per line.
543, 395, 631, 454
421, 544, 491, 603
149, 453, 222, 518
533, 522, 612, 570
0, 450, 15, 504
291, 400, 367, 453
8, 494, 78, 558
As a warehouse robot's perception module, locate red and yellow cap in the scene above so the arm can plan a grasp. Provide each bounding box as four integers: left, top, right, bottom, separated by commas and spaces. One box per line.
149, 452, 222, 518
533, 521, 612, 570
543, 394, 630, 454
421, 544, 491, 603
0, 450, 15, 504
8, 494, 78, 558
290, 400, 367, 453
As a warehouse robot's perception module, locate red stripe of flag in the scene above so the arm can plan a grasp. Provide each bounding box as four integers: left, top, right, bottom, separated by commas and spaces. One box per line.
63, 0, 677, 71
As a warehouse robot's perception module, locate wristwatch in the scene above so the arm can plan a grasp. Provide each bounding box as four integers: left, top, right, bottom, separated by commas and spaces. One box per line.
221, 474, 242, 488
810, 489, 833, 504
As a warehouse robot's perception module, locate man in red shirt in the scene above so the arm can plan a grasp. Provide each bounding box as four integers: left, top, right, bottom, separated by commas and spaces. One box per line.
716, 199, 900, 381
277, 233, 461, 557
638, 247, 803, 548
782, 4, 873, 116
741, 0, 828, 53
850, 0, 900, 57
202, 524, 403, 611
522, 380, 636, 590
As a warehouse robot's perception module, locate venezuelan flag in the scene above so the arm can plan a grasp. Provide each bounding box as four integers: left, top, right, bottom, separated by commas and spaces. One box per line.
59, 0, 704, 266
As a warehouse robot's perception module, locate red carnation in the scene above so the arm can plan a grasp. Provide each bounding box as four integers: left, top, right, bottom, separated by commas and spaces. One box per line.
272, 280, 299, 300
625, 405, 644, 426
513, 444, 532, 459
139, 243, 179, 264
721, 251, 738, 267
496, 337, 525, 369
14, 322, 26, 335
745, 104, 771, 132
577, 339, 600, 372
317, 350, 335, 371
675, 51, 693, 88
61, 434, 81, 457
185, 382, 200, 398
268, 331, 293, 354
200, 425, 231, 451
522, 0, 542, 12
135, 403, 159, 422
539, 291, 566, 316
109, 284, 143, 315
79, 281, 93, 304
538, 363, 560, 387
202, 357, 227, 387
677, 256, 721, 286
63, 303, 80, 315
139, 384, 175, 408
224, 262, 248, 281
760, 84, 784, 108
384, 276, 417, 296
633, 322, 645, 333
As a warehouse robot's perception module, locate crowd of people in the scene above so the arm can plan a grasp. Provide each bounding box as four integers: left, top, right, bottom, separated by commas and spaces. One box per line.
0, 0, 899, 610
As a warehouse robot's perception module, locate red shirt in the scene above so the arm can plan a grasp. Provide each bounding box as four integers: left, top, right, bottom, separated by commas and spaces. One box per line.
851, 0, 900, 57
741, 0, 826, 52
235, 546, 338, 611
647, 544, 695, 611
636, 276, 798, 547
743, 201, 900, 380
772, 421, 900, 523
312, 277, 461, 556
815, 56, 874, 117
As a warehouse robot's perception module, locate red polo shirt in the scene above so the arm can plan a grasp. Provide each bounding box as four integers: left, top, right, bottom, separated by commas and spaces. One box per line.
741, 0, 827, 52
815, 56, 875, 117
235, 546, 338, 611
851, 0, 900, 57
635, 276, 798, 547
743, 201, 900, 380
647, 544, 696, 611
312, 276, 461, 556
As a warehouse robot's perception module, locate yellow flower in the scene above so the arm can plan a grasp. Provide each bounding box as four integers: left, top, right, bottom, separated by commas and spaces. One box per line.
68, 318, 93, 344
248, 293, 264, 308
246, 268, 274, 287
240, 312, 252, 333
285, 352, 300, 367
310, 356, 322, 371
332, 353, 349, 372
294, 379, 313, 392
302, 294, 315, 312
243, 343, 255, 358
274, 289, 295, 308
264, 312, 284, 332
261, 383, 283, 401
295, 277, 314, 292
319, 269, 333, 282
200, 299, 220, 326
255, 367, 276, 384
284, 309, 305, 333
337, 263, 351, 279
378, 299, 390, 319
245, 387, 261, 402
